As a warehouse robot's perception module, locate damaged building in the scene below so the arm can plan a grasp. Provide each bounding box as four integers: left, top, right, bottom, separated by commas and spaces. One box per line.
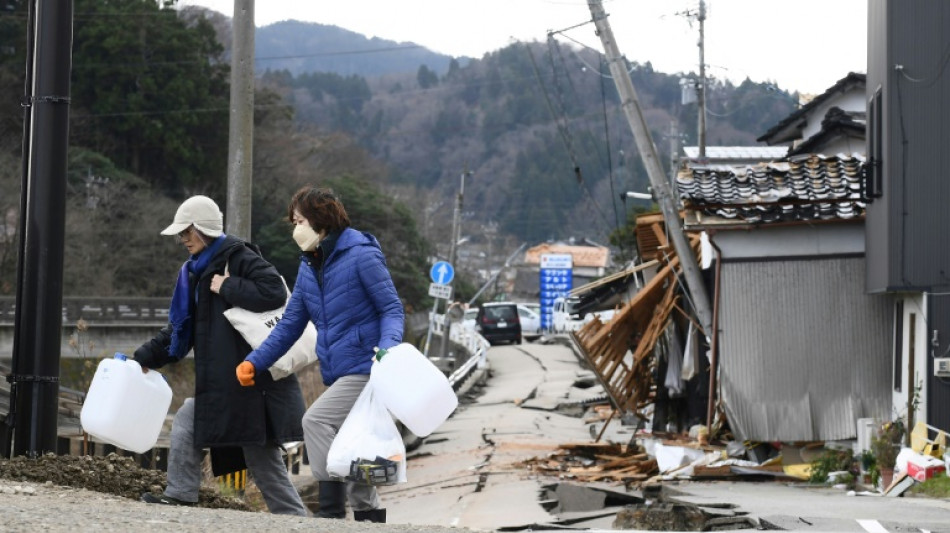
571, 64, 929, 444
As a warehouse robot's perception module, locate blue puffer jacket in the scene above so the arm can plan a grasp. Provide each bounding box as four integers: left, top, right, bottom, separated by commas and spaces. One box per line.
246, 227, 404, 386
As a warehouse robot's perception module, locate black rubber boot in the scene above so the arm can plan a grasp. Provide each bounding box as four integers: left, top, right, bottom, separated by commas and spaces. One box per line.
354, 508, 386, 523
315, 481, 346, 519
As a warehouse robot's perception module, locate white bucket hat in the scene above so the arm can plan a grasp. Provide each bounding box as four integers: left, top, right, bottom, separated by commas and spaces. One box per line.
160, 195, 224, 237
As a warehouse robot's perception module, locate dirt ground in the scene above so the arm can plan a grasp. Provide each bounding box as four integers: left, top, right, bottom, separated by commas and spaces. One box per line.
0, 453, 252, 510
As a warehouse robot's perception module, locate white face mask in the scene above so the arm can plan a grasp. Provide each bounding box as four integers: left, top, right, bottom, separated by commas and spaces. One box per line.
293, 224, 322, 252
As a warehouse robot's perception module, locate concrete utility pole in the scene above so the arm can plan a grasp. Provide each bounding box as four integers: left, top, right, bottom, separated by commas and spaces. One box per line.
448, 169, 473, 270
586, 0, 714, 337
441, 169, 473, 358
10, 0, 75, 457
668, 121, 680, 191
226, 0, 255, 240
697, 0, 707, 158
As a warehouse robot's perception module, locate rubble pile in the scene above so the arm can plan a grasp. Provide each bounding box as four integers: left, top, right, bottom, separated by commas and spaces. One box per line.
518, 441, 659, 486
0, 453, 250, 509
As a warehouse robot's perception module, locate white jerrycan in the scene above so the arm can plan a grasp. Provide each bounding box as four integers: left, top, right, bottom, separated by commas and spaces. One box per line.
369, 343, 458, 437
80, 353, 173, 454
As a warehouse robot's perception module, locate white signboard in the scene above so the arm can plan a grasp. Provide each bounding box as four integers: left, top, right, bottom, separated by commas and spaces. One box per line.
428, 282, 453, 300
540, 253, 573, 269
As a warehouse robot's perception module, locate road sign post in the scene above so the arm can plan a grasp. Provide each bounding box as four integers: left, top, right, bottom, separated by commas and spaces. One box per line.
428, 283, 453, 300
424, 262, 455, 358
430, 261, 455, 285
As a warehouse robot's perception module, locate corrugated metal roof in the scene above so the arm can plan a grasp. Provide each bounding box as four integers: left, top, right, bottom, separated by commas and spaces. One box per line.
677, 154, 866, 224
682, 146, 789, 160
718, 257, 892, 441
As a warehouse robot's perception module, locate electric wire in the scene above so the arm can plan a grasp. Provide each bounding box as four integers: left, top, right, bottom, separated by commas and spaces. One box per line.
550, 32, 636, 78
545, 38, 615, 233
524, 43, 582, 180
71, 44, 427, 70
895, 73, 912, 288
895, 38, 950, 88
598, 56, 625, 257
524, 41, 612, 236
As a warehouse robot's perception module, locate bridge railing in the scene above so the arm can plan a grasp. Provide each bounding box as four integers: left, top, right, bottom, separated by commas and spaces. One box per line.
0, 297, 170, 326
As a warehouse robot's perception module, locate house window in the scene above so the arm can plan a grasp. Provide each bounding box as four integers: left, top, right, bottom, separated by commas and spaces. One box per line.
866, 86, 884, 200
894, 301, 903, 391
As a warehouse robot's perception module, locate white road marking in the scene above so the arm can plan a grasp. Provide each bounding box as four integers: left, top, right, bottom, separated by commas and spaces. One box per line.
857, 519, 889, 533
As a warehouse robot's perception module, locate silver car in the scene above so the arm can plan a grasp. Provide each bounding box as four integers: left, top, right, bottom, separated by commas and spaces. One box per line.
517, 304, 541, 340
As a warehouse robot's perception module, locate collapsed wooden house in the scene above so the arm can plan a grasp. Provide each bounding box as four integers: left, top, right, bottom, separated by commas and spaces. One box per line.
571, 213, 708, 430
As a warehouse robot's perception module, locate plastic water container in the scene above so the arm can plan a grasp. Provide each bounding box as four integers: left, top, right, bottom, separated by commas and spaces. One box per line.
369, 343, 458, 437
80, 353, 173, 454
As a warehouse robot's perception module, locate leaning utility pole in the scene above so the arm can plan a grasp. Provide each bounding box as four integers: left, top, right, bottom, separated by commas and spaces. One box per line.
586, 0, 714, 337
226, 0, 255, 240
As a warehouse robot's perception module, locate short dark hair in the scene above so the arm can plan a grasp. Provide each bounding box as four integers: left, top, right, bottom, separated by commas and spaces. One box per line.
287, 187, 351, 233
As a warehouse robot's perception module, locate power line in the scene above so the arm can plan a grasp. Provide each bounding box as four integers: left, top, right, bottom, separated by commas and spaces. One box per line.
546, 39, 619, 236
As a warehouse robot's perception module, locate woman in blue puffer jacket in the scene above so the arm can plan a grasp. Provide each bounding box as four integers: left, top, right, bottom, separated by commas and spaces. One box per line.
236, 187, 404, 523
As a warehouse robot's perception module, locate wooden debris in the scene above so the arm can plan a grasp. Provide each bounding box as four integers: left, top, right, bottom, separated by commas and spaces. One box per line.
516, 441, 659, 485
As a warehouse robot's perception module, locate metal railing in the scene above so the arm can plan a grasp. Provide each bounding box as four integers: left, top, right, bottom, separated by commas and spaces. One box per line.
0, 297, 170, 326
434, 314, 489, 390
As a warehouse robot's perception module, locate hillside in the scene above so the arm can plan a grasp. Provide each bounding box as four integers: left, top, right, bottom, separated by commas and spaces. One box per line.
0, 3, 799, 303
255, 20, 464, 78
194, 7, 798, 248
257, 38, 798, 248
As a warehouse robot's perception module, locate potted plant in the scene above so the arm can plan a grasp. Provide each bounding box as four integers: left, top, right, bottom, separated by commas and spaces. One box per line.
871, 419, 905, 489
859, 449, 877, 485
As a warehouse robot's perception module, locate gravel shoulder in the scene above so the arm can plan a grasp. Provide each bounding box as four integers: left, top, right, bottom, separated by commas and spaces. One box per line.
0, 479, 473, 533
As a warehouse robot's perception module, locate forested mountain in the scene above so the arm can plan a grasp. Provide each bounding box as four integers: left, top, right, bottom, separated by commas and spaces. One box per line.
255, 33, 798, 249
255, 20, 461, 78
0, 1, 799, 308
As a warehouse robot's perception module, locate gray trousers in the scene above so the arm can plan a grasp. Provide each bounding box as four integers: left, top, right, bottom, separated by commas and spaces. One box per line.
164, 398, 308, 516
302, 374, 381, 511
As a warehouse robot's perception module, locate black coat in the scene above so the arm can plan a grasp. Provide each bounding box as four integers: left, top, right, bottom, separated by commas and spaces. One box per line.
135, 235, 305, 451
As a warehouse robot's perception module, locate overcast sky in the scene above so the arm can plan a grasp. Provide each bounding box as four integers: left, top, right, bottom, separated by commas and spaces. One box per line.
180, 0, 867, 95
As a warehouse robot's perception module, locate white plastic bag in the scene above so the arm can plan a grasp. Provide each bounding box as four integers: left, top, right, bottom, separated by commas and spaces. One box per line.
326, 382, 407, 485
222, 263, 317, 380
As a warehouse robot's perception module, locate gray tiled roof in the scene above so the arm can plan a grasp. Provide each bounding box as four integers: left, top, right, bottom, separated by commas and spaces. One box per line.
676, 154, 866, 224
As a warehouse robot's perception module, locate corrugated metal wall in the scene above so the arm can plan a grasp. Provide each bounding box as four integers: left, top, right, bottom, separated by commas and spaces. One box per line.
719, 257, 892, 441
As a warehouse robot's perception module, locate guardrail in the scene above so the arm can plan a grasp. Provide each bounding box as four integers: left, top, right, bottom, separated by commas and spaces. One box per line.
0, 297, 170, 325
435, 313, 489, 390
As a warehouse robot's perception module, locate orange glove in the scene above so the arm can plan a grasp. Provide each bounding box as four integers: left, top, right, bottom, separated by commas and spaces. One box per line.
236, 361, 256, 386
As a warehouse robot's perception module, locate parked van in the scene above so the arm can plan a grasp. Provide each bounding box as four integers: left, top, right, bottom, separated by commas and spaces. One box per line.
552, 296, 616, 333
476, 302, 522, 345
552, 296, 584, 333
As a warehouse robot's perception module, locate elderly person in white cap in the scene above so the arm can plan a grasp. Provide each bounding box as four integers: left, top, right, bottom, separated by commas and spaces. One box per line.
134, 195, 308, 515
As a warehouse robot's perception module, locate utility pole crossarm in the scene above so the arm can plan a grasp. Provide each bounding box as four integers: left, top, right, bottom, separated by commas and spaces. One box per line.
586, 0, 714, 338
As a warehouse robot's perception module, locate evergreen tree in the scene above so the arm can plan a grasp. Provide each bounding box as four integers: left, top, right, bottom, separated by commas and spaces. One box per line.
70, 0, 230, 195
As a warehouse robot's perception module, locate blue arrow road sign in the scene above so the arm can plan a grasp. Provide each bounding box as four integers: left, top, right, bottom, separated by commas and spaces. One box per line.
430, 261, 454, 285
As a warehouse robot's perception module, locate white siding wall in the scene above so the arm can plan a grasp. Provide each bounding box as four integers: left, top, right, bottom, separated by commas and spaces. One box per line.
894, 293, 928, 426
800, 87, 866, 141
